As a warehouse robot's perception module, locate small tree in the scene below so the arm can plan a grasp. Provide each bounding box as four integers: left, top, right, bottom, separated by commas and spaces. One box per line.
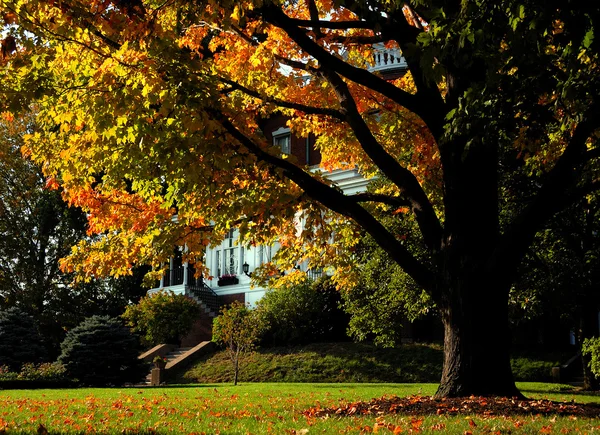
212, 301, 266, 385
58, 315, 145, 386
122, 290, 200, 346
582, 338, 600, 381
0, 307, 47, 371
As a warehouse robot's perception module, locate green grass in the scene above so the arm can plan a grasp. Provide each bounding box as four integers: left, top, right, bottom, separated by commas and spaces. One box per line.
0, 383, 598, 434
179, 342, 573, 384
179, 342, 444, 383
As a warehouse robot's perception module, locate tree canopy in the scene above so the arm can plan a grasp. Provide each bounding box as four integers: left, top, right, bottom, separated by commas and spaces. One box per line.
1, 0, 599, 397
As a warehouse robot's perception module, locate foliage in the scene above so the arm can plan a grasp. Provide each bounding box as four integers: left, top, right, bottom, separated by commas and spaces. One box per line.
582, 337, 600, 379
0, 384, 598, 435
2, 0, 600, 396
0, 307, 47, 371
0, 362, 67, 381
122, 290, 200, 346
341, 188, 434, 347
57, 315, 145, 386
256, 277, 349, 346
212, 301, 266, 385
0, 112, 148, 357
510, 194, 600, 387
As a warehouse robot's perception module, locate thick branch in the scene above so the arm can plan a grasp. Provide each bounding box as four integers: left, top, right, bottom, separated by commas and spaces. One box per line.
259, 4, 443, 135
350, 192, 411, 207
344, 0, 446, 126
288, 18, 375, 30
212, 110, 436, 293
323, 70, 443, 253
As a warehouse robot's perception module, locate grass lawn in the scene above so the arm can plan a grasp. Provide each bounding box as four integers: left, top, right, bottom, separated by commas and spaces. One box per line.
1, 383, 599, 434
178, 342, 571, 384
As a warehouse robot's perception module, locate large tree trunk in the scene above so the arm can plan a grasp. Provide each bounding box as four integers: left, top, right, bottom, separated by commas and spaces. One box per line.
435, 132, 521, 398
435, 277, 521, 398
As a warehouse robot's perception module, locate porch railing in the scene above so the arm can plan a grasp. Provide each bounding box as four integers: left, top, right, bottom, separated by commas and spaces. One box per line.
370, 46, 407, 73
188, 281, 221, 314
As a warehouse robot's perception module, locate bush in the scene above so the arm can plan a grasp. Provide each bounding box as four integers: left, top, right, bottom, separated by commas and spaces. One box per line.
0, 307, 47, 370
583, 337, 600, 378
58, 315, 146, 386
0, 362, 72, 389
122, 290, 200, 346
256, 277, 349, 346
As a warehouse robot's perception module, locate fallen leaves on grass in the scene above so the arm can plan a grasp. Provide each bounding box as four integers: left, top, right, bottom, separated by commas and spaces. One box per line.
302, 395, 600, 418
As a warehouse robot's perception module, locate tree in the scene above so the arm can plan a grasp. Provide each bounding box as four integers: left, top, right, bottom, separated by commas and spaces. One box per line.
0, 113, 148, 354
0, 307, 46, 370
58, 315, 146, 386
1, 0, 599, 397
511, 193, 600, 389
122, 290, 200, 346
212, 301, 266, 385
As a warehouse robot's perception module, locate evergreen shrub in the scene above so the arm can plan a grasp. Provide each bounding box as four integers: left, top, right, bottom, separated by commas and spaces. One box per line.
58, 315, 145, 386
583, 337, 600, 378
0, 307, 47, 370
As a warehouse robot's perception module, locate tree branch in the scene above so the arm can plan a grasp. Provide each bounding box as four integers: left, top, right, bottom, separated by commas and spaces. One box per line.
322, 69, 443, 253
218, 77, 345, 119
258, 4, 443, 135
211, 109, 436, 293
349, 192, 411, 207
287, 18, 375, 30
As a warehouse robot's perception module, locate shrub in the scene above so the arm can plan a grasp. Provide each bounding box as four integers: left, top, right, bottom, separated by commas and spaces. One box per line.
212, 301, 266, 385
256, 277, 349, 346
122, 290, 200, 346
0, 307, 47, 370
582, 337, 600, 378
0, 362, 71, 389
58, 315, 146, 386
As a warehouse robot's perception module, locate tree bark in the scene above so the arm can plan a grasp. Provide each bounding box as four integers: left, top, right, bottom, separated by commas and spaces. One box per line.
435, 277, 521, 398
435, 133, 522, 398
234, 352, 239, 386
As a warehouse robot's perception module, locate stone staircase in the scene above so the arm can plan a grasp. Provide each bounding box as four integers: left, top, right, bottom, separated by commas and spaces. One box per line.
140, 341, 216, 386
187, 282, 220, 318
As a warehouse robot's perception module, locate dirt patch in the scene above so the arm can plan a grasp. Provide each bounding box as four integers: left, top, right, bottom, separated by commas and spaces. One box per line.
302, 395, 600, 418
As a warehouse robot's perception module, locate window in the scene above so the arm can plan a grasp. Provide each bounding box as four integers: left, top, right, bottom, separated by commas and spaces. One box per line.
258, 245, 272, 265
273, 127, 291, 155
216, 229, 239, 277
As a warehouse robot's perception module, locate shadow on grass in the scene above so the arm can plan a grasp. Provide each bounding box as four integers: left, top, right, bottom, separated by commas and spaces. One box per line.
520, 386, 600, 397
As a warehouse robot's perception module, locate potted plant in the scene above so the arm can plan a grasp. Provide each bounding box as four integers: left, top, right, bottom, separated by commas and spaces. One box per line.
153, 355, 167, 369
217, 274, 239, 286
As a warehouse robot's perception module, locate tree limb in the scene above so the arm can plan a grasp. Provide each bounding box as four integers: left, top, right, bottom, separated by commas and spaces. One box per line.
490, 102, 600, 287
349, 192, 411, 207
322, 69, 443, 253
258, 4, 443, 136
218, 77, 345, 119
211, 109, 437, 293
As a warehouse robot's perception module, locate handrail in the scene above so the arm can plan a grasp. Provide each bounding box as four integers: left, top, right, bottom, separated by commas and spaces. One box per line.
188, 282, 221, 314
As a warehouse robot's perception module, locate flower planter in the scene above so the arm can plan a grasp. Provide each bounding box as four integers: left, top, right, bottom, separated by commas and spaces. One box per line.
153, 358, 167, 369
217, 276, 239, 286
